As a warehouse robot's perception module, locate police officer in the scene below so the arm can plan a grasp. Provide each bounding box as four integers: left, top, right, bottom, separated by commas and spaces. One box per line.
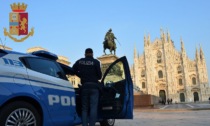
73, 48, 102, 126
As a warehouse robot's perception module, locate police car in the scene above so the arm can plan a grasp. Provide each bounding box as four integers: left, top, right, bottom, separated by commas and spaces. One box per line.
0, 49, 133, 126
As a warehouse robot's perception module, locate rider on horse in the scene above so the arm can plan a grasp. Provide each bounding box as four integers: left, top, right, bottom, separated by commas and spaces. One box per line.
104, 28, 116, 47
103, 28, 117, 55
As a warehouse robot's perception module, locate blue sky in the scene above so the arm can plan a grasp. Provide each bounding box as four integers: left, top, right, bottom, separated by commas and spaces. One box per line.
1, 0, 210, 81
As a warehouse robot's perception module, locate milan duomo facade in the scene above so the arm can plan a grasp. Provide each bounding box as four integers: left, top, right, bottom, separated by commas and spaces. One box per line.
131, 30, 210, 103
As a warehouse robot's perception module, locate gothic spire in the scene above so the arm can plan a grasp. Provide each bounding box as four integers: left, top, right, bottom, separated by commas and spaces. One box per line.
167, 30, 171, 43
181, 37, 185, 52
200, 44, 205, 61
196, 46, 200, 61
134, 44, 137, 59
144, 34, 147, 47
160, 28, 166, 43
147, 33, 151, 45
160, 28, 163, 38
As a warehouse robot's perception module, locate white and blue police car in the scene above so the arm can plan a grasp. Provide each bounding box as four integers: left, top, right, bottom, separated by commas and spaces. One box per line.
0, 49, 133, 126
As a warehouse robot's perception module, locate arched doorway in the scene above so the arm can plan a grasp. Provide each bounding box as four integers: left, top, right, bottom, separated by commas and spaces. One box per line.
159, 90, 166, 102
193, 92, 199, 102
180, 93, 185, 102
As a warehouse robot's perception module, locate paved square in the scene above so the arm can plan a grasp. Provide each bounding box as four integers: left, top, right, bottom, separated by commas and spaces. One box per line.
114, 109, 210, 126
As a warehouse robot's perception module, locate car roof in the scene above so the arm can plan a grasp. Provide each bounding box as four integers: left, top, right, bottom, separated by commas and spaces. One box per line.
0, 49, 58, 61
0, 49, 27, 55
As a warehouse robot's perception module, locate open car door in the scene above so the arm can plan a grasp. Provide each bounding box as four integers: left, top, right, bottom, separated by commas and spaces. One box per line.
99, 56, 133, 119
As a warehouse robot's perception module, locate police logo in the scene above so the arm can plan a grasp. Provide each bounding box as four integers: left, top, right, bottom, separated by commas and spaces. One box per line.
3, 3, 34, 42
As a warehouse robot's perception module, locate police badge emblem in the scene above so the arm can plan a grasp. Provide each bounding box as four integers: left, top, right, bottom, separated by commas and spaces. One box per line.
4, 3, 34, 42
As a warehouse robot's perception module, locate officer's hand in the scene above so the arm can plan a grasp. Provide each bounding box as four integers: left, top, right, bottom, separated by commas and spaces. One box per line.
78, 84, 82, 89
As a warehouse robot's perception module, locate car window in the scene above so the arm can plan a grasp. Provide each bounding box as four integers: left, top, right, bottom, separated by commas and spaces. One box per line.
103, 61, 125, 85
26, 58, 64, 79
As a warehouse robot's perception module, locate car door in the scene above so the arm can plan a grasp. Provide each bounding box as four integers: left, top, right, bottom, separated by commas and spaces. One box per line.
99, 56, 133, 119
22, 57, 76, 125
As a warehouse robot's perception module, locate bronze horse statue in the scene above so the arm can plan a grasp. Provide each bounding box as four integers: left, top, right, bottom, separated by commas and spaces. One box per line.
103, 40, 116, 55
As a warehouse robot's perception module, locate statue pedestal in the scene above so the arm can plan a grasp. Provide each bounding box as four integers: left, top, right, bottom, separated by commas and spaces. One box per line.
97, 54, 118, 75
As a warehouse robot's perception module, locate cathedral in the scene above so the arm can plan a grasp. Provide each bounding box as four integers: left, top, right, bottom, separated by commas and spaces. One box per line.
131, 30, 210, 103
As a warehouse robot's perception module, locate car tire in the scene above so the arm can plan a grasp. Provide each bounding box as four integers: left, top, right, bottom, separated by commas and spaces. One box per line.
100, 119, 115, 126
0, 101, 41, 126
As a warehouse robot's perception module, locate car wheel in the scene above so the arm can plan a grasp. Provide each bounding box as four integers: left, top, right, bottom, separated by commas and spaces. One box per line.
0, 101, 41, 126
100, 119, 115, 126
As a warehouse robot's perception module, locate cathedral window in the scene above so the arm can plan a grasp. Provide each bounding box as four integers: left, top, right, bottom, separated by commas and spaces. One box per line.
157, 51, 162, 63
142, 82, 146, 89
177, 66, 182, 74
141, 70, 145, 77
179, 78, 183, 85
192, 77, 196, 85
158, 70, 163, 78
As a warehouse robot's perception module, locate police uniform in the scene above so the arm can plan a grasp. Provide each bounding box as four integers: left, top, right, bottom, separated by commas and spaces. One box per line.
73, 48, 102, 126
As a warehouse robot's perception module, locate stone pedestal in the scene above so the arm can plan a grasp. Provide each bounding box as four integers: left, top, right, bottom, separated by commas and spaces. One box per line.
97, 54, 118, 75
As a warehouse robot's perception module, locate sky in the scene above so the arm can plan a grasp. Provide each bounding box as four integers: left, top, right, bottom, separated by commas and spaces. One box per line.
1, 0, 210, 82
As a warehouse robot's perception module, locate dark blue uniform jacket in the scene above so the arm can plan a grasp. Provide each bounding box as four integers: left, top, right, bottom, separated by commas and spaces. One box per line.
72, 56, 102, 87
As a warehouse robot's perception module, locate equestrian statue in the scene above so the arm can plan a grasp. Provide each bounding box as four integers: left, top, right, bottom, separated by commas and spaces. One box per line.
103, 28, 117, 55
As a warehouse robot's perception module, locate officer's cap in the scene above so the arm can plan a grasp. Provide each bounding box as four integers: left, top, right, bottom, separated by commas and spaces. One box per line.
85, 48, 93, 54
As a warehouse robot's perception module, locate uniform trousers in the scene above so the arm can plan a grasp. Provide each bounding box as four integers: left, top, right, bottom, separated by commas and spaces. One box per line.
81, 87, 99, 126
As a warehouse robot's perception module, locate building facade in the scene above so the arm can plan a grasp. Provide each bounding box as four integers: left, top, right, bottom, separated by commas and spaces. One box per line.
0, 45, 12, 50
132, 30, 210, 103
